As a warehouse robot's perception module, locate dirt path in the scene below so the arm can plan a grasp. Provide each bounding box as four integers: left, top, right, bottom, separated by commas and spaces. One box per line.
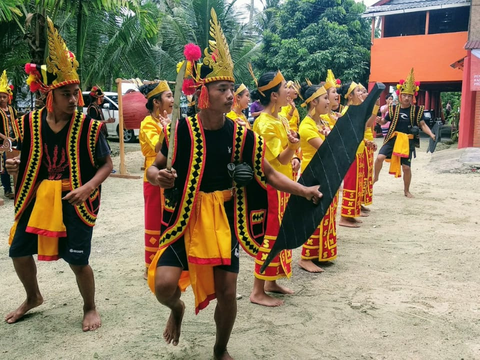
1, 139, 479, 360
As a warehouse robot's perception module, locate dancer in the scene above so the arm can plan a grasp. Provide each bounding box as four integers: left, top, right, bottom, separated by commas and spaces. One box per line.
337, 82, 366, 228
146, 10, 321, 360
250, 70, 299, 307
227, 83, 251, 129
297, 83, 335, 273
0, 70, 18, 199
5, 18, 112, 331
139, 81, 173, 279
374, 68, 435, 197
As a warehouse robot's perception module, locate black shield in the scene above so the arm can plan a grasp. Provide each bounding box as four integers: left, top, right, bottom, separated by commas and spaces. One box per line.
260, 83, 385, 273
427, 121, 442, 153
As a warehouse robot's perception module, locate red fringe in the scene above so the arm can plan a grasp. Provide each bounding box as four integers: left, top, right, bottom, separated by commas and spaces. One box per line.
78, 92, 84, 107
233, 95, 238, 109
46, 91, 54, 112
198, 85, 210, 109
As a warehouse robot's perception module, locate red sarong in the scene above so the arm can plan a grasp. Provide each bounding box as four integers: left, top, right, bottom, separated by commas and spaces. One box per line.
341, 152, 365, 218
301, 192, 338, 261
362, 146, 374, 206
254, 185, 292, 280
143, 182, 163, 268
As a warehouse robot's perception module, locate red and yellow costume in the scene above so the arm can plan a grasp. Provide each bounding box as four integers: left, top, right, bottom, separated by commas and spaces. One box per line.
147, 116, 268, 313
140, 110, 166, 268
299, 114, 337, 261
253, 111, 293, 280
340, 102, 366, 219
362, 126, 374, 206
9, 18, 104, 261
148, 10, 268, 313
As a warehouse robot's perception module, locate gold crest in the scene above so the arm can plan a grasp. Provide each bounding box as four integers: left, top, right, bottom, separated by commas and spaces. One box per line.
201, 8, 234, 84
45, 17, 80, 89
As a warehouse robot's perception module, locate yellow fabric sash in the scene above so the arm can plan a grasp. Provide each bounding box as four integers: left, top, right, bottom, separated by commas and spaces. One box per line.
9, 179, 70, 260
388, 132, 414, 178
148, 189, 233, 313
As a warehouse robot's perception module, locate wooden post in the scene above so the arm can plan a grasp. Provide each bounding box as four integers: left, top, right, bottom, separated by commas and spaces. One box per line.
110, 79, 141, 180
425, 11, 430, 35
381, 16, 385, 38
116, 78, 127, 175
371, 17, 375, 44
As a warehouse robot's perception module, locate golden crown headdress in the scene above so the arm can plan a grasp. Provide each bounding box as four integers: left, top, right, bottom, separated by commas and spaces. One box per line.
0, 70, 12, 95
396, 68, 420, 96
324, 69, 341, 90
201, 8, 234, 84
25, 17, 80, 94
24, 17, 83, 111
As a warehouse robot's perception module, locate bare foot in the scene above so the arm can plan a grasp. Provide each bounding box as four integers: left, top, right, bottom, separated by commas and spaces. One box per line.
404, 191, 414, 198
143, 268, 148, 280
373, 175, 379, 184
264, 281, 294, 294
249, 292, 284, 307
339, 217, 361, 228
298, 259, 324, 273
164, 301, 185, 346
82, 308, 101, 332
214, 348, 234, 360
361, 205, 371, 213
360, 211, 369, 217
5, 295, 44, 324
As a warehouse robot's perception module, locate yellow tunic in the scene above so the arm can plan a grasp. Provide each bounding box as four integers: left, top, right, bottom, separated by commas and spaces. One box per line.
280, 105, 300, 133
321, 112, 337, 129
298, 117, 326, 173
226, 110, 251, 129
253, 112, 292, 177
139, 115, 163, 181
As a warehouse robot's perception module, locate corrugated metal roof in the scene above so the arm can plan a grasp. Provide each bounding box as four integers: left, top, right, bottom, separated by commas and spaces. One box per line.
363, 0, 470, 16
465, 40, 480, 50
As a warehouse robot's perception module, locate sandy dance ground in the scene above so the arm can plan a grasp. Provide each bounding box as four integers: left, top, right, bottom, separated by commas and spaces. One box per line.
1, 138, 479, 360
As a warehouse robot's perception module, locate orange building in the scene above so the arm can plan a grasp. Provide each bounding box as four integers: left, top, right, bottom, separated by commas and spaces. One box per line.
363, 0, 469, 127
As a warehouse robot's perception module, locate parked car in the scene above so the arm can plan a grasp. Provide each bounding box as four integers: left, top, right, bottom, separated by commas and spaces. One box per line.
82, 91, 139, 143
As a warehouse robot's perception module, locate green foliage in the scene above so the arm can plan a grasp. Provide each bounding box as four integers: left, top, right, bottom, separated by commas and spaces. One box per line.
440, 92, 461, 118
155, 0, 259, 84
253, 0, 371, 87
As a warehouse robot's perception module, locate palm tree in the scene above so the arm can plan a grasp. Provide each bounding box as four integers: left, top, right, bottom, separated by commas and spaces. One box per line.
155, 0, 261, 84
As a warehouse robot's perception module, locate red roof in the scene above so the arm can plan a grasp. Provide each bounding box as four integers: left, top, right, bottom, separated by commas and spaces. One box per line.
465, 40, 480, 50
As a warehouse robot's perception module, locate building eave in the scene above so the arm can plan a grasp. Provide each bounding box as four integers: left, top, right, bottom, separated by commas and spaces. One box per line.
362, 2, 469, 17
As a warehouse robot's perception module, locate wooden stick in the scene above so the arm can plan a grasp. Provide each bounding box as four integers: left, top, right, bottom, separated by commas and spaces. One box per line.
115, 78, 127, 175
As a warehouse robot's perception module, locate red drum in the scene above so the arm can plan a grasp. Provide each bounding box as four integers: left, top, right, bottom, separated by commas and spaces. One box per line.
122, 91, 148, 130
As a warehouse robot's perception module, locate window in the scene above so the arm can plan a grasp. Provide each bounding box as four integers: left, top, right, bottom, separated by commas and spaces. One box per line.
428, 7, 469, 34
384, 12, 426, 37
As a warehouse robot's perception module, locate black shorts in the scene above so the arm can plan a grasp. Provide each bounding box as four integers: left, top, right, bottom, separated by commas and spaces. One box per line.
157, 200, 240, 273
379, 138, 414, 167
9, 196, 93, 266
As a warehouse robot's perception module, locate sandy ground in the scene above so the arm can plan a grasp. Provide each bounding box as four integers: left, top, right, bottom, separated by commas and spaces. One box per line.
1, 137, 479, 360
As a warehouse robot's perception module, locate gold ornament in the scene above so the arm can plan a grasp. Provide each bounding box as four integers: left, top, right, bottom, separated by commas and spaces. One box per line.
201, 8, 235, 84
398, 68, 419, 95
0, 70, 10, 94
45, 17, 80, 89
